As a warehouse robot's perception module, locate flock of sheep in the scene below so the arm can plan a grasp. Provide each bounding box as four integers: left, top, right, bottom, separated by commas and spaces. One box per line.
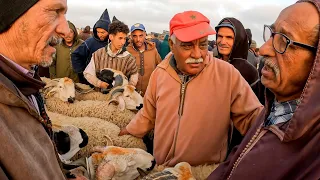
41, 69, 219, 180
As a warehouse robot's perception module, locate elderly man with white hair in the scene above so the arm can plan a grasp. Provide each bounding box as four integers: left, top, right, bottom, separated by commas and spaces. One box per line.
120, 10, 263, 167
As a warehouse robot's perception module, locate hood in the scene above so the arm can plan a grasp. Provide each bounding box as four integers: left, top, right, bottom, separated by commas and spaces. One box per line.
216, 17, 248, 61
163, 34, 169, 41
112, 16, 119, 22
265, 0, 320, 142
127, 40, 156, 51
93, 9, 110, 42
63, 21, 80, 45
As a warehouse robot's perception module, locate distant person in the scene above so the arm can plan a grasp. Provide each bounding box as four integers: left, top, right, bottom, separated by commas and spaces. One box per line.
126, 23, 161, 96
79, 25, 92, 41
83, 20, 138, 89
50, 21, 83, 82
151, 33, 162, 52
159, 34, 170, 59
72, 9, 111, 85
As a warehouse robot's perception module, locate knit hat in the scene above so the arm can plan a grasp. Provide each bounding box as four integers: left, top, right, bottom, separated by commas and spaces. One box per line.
0, 0, 39, 33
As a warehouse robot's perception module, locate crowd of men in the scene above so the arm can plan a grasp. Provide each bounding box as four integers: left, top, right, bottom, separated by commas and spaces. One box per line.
1, 0, 320, 179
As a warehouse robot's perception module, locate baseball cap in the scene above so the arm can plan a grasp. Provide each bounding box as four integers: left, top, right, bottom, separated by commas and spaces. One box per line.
170, 11, 216, 42
131, 23, 146, 32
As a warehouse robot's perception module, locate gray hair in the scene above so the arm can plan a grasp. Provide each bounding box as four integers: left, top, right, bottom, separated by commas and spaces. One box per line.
170, 34, 176, 44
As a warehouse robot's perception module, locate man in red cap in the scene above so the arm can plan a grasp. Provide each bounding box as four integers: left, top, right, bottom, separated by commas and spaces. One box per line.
120, 11, 262, 167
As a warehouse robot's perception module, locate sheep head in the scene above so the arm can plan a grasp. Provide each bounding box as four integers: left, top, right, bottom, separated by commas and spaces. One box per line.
42, 77, 76, 103
108, 85, 143, 111
87, 146, 155, 180
52, 124, 89, 163
97, 68, 129, 94
139, 162, 196, 180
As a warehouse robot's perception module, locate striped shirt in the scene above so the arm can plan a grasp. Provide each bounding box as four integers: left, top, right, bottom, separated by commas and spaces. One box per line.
84, 44, 138, 88
264, 99, 300, 126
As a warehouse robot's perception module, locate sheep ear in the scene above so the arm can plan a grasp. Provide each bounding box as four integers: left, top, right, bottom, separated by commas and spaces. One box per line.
117, 96, 126, 111
137, 167, 148, 177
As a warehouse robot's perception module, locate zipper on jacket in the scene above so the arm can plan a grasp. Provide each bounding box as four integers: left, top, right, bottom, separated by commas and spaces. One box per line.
227, 127, 267, 180
167, 75, 193, 166
178, 75, 188, 117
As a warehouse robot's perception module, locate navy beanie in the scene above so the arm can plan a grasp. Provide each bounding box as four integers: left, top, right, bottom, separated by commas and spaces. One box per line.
0, 0, 39, 33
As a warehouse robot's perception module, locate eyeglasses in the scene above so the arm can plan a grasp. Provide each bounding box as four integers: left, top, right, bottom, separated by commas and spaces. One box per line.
263, 25, 317, 54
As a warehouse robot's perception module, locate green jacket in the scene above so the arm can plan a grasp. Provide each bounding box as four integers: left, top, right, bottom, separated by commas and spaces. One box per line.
50, 21, 83, 82
159, 34, 170, 60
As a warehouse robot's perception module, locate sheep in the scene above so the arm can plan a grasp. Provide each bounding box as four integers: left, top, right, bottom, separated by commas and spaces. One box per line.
45, 97, 135, 128
87, 146, 156, 180
52, 124, 89, 163
47, 111, 146, 160
41, 77, 94, 103
137, 163, 219, 180
96, 68, 129, 94
139, 162, 196, 180
42, 76, 143, 111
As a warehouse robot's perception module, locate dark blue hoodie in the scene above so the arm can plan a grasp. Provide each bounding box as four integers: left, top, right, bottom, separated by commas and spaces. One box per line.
71, 9, 111, 73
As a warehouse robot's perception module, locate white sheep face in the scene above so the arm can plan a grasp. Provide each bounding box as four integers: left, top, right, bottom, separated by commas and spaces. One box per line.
47, 77, 76, 103
122, 85, 143, 111
89, 146, 155, 180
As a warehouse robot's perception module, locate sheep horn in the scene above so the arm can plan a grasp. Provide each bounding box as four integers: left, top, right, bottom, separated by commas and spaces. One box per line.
74, 83, 94, 94
90, 146, 108, 154
137, 167, 148, 178
109, 88, 124, 101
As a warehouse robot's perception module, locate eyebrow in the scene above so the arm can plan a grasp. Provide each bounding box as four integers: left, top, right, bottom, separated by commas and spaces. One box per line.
51, 1, 68, 14
270, 23, 295, 39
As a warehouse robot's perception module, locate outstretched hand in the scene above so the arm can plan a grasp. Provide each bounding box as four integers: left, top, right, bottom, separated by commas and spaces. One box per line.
119, 127, 130, 136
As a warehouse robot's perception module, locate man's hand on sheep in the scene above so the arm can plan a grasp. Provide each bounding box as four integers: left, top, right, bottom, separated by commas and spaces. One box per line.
96, 159, 115, 180
100, 82, 109, 89
119, 127, 130, 136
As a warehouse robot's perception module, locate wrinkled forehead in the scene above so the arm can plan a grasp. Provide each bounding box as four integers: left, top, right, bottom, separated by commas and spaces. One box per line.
273, 2, 319, 39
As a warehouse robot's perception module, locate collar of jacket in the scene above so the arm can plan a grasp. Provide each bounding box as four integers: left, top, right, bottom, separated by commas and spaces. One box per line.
105, 43, 127, 57
0, 54, 45, 96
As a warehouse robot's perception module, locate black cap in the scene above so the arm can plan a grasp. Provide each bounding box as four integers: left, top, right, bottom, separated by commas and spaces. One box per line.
0, 0, 39, 33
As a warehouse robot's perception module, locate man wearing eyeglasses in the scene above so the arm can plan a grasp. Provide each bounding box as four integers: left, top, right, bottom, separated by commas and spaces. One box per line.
208, 0, 320, 179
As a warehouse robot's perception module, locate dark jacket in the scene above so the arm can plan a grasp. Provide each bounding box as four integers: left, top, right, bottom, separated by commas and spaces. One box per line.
0, 55, 66, 180
151, 38, 162, 53
159, 35, 170, 60
215, 18, 260, 96
209, 1, 320, 179
71, 9, 110, 74
215, 17, 261, 152
50, 21, 83, 82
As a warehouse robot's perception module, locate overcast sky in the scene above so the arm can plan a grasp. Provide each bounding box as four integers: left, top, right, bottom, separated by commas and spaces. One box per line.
66, 0, 297, 47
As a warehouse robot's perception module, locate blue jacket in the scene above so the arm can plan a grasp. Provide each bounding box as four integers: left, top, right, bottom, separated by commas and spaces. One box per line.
71, 9, 110, 73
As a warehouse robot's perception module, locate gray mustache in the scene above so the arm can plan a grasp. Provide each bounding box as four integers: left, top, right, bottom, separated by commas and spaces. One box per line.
185, 58, 204, 64
47, 36, 62, 46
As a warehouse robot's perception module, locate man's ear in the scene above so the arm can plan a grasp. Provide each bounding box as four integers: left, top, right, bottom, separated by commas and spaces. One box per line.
109, 34, 114, 41
168, 38, 174, 52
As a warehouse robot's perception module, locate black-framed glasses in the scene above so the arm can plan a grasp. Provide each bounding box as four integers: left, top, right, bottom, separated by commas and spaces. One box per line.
263, 25, 317, 54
